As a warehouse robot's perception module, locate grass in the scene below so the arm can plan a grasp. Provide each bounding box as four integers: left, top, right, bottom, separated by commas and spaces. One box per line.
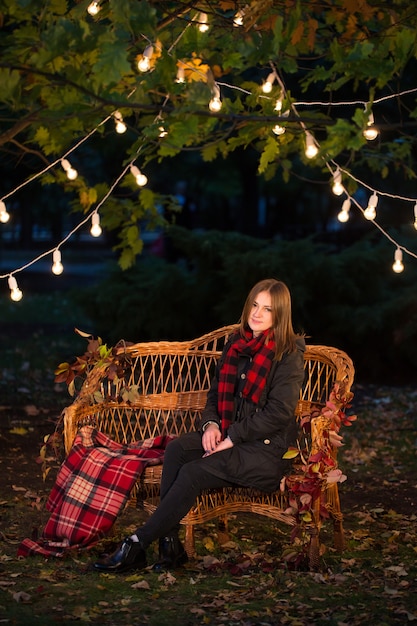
0, 292, 416, 625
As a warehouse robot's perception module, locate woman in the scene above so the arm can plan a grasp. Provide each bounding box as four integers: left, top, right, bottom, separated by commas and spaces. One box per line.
93, 278, 305, 573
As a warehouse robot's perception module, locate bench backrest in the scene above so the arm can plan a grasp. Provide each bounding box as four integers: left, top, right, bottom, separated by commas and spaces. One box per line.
63, 325, 354, 453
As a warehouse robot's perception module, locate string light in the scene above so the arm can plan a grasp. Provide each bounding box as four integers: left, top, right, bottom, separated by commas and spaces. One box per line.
363, 111, 379, 141
392, 248, 404, 273
158, 125, 168, 138
130, 165, 148, 187
137, 45, 153, 72
90, 213, 102, 237
0, 54, 417, 299
364, 192, 378, 220
305, 132, 319, 159
87, 1, 101, 16
113, 111, 127, 134
332, 169, 344, 196
0, 200, 10, 223
208, 85, 222, 112
61, 158, 78, 180
337, 198, 351, 223
197, 12, 209, 32
0, 143, 143, 300
8, 276, 22, 302
52, 249, 64, 275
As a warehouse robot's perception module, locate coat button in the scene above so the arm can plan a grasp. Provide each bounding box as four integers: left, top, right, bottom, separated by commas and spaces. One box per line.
263, 439, 271, 445
241, 373, 246, 379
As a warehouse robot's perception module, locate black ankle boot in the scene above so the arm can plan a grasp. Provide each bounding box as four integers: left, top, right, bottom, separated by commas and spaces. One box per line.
93, 537, 147, 573
152, 535, 188, 572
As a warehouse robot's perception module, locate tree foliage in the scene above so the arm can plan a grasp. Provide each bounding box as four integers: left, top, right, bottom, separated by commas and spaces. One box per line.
1, 0, 417, 265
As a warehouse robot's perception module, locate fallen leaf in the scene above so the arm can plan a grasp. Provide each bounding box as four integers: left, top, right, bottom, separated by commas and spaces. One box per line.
385, 565, 408, 576
8, 428, 28, 436
158, 571, 176, 585
12, 591, 31, 603
131, 580, 150, 590
201, 555, 221, 569
202, 536, 215, 552
23, 405, 40, 416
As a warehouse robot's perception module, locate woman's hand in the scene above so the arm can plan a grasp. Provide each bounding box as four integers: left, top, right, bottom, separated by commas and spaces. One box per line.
202, 424, 233, 457
202, 423, 221, 456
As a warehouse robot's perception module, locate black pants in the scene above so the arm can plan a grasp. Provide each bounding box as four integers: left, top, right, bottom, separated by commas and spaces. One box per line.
135, 432, 234, 547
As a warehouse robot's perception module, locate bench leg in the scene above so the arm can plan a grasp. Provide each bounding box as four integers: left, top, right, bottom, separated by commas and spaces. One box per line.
308, 495, 322, 570
327, 484, 346, 551
333, 517, 346, 552
184, 523, 196, 558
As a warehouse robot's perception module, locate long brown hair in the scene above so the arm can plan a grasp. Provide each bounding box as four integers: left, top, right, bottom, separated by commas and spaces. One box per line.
238, 278, 301, 360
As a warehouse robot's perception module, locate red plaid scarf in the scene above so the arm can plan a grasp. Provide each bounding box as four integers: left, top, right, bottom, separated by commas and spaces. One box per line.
218, 329, 275, 437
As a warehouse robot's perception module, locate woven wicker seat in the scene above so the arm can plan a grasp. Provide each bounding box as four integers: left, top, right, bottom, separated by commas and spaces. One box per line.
62, 325, 354, 568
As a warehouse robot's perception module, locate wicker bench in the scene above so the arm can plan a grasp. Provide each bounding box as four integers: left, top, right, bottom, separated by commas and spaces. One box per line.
62, 325, 355, 568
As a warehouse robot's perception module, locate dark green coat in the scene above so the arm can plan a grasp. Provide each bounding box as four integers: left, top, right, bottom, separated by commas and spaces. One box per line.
198, 336, 306, 493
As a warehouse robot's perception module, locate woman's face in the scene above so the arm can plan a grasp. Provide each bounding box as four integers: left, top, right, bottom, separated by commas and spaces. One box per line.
248, 290, 273, 337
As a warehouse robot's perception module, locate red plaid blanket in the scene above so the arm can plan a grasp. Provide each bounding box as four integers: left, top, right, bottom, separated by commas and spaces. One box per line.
18, 426, 172, 558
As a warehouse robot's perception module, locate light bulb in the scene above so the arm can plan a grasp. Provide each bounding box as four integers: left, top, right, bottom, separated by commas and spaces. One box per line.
198, 12, 209, 32
0, 200, 10, 223
305, 132, 318, 159
338, 209, 349, 223
176, 66, 185, 83
332, 170, 344, 196
136, 172, 148, 187
87, 1, 100, 15
115, 120, 127, 134
274, 97, 283, 113
90, 213, 102, 237
209, 96, 222, 112
364, 206, 376, 220
137, 45, 153, 72
262, 72, 275, 94
413, 202, 417, 230
52, 249, 64, 275
130, 165, 147, 186
364, 192, 378, 220
337, 198, 351, 223
10, 288, 23, 302
363, 112, 379, 141
158, 126, 168, 138
233, 9, 244, 26
272, 124, 285, 135
363, 126, 379, 141
8, 276, 23, 302
392, 248, 404, 273
138, 56, 150, 72
209, 85, 222, 112
61, 158, 78, 180
113, 111, 127, 133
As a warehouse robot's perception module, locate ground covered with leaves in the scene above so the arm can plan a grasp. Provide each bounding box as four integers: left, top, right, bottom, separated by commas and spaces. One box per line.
0, 293, 416, 625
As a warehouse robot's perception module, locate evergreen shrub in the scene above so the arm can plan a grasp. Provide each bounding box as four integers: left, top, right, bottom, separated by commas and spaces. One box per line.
75, 227, 417, 384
